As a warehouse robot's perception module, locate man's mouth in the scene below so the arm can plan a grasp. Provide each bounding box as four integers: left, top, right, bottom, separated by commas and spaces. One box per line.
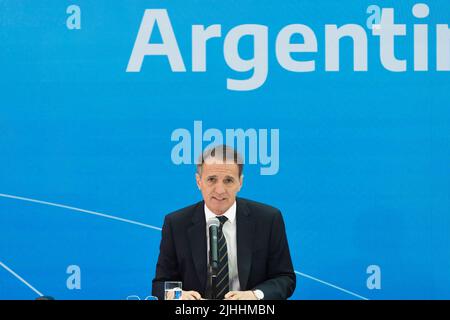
212, 196, 226, 202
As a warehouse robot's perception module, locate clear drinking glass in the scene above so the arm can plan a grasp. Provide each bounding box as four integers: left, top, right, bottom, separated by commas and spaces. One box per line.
164, 281, 182, 300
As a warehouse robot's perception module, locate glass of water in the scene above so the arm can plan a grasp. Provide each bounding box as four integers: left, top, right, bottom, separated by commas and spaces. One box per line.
164, 281, 182, 300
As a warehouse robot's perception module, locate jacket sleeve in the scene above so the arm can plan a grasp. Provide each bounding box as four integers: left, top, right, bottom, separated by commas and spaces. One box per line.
151, 215, 181, 300
253, 211, 296, 300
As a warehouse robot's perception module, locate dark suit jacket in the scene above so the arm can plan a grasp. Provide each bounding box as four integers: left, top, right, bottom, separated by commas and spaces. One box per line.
152, 197, 296, 300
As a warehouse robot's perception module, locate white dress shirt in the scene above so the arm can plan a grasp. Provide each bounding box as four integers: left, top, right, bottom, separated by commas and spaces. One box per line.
204, 201, 241, 292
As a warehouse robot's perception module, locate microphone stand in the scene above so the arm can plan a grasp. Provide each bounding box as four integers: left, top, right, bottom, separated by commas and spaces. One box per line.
208, 263, 218, 300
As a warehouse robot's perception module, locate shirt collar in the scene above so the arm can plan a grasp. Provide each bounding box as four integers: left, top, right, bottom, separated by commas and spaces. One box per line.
204, 201, 236, 224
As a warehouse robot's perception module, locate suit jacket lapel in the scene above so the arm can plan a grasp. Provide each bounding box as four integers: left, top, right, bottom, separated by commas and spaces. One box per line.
236, 198, 255, 290
187, 202, 207, 292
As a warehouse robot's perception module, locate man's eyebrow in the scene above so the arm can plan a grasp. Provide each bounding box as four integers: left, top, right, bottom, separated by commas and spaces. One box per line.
224, 176, 235, 180
207, 175, 218, 178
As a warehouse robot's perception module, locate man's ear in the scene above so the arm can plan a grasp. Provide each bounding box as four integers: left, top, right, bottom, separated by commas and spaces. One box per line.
195, 173, 202, 190
238, 174, 244, 191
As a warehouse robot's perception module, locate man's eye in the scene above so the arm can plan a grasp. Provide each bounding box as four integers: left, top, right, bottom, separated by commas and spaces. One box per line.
207, 177, 216, 183
224, 178, 234, 184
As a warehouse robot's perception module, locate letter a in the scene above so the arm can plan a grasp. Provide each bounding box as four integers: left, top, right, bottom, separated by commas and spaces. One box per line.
66, 265, 81, 290
127, 9, 186, 72
366, 265, 381, 290
66, 5, 81, 30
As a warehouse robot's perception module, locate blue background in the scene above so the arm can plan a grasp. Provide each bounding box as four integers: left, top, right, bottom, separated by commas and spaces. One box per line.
0, 0, 449, 299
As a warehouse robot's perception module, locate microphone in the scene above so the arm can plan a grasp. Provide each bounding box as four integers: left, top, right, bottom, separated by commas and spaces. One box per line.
207, 217, 220, 275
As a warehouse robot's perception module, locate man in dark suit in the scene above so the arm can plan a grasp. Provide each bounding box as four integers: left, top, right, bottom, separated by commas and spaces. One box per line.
152, 145, 295, 300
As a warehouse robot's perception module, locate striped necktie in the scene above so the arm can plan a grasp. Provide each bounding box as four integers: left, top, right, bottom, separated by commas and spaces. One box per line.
215, 215, 229, 299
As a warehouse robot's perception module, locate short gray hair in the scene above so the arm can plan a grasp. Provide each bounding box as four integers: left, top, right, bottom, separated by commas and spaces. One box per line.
196, 145, 243, 177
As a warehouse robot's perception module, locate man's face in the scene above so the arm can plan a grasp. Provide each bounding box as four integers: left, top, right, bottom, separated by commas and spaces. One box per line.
196, 160, 243, 215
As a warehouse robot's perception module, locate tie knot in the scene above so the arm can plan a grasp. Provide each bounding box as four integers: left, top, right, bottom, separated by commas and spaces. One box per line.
217, 215, 228, 226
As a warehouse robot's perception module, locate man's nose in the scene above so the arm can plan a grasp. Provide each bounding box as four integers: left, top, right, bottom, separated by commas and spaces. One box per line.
214, 182, 226, 194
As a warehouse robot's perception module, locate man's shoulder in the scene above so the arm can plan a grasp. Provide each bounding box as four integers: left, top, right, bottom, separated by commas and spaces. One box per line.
165, 201, 203, 223
237, 197, 281, 217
